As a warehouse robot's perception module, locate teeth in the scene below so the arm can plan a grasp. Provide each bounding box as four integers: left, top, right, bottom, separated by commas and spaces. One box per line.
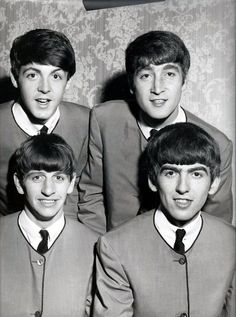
151, 99, 166, 104
39, 199, 56, 206
37, 99, 49, 104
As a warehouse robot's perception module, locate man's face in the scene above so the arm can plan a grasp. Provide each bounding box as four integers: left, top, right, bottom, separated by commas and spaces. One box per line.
14, 170, 75, 226
12, 63, 69, 124
149, 163, 219, 226
133, 63, 184, 127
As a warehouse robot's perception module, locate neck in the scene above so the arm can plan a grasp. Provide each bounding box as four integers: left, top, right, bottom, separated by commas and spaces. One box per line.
140, 106, 179, 130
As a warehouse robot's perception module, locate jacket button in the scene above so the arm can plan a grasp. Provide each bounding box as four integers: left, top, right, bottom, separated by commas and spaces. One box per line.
34, 311, 41, 317
37, 259, 44, 266
179, 257, 186, 265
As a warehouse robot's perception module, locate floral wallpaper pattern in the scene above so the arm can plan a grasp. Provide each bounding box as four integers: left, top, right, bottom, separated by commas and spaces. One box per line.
0, 0, 235, 141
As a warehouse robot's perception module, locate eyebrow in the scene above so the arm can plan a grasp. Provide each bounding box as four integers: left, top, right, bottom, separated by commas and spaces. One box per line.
162, 64, 181, 72
136, 63, 181, 74
22, 67, 64, 75
160, 165, 209, 174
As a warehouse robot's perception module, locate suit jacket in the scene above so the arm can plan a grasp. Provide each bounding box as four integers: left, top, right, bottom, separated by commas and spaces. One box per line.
93, 211, 235, 317
0, 212, 99, 317
78, 100, 233, 233
0, 100, 90, 218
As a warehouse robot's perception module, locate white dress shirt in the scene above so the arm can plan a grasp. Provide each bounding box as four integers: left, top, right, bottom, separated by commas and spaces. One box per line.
12, 102, 60, 136
138, 105, 186, 139
154, 209, 202, 252
18, 210, 65, 250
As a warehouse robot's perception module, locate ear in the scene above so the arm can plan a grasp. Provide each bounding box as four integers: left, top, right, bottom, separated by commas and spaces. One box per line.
10, 69, 18, 88
13, 173, 24, 195
67, 173, 76, 195
148, 178, 158, 192
208, 177, 220, 195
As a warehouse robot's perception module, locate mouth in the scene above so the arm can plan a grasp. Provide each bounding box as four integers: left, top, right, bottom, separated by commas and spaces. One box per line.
38, 199, 58, 207
35, 98, 51, 105
174, 198, 192, 208
150, 99, 167, 106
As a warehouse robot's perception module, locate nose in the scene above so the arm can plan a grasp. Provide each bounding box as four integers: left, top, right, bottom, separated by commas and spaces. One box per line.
38, 77, 51, 94
176, 174, 190, 194
41, 178, 55, 196
151, 74, 164, 95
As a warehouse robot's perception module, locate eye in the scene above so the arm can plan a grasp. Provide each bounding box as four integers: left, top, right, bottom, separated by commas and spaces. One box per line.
26, 72, 37, 80
137, 70, 153, 81
192, 171, 204, 178
162, 170, 177, 178
31, 175, 44, 182
52, 73, 62, 80
166, 71, 175, 77
54, 174, 67, 182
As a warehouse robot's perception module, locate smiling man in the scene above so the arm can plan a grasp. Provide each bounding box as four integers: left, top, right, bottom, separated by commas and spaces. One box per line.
0, 134, 98, 317
78, 30, 233, 234
93, 123, 235, 317
0, 28, 90, 218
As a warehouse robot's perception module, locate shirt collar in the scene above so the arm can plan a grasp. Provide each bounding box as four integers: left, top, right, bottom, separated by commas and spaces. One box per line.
12, 102, 60, 136
18, 210, 65, 250
154, 209, 202, 252
138, 105, 186, 139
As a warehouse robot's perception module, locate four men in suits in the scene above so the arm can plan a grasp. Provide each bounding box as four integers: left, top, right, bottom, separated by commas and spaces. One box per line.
0, 29, 234, 316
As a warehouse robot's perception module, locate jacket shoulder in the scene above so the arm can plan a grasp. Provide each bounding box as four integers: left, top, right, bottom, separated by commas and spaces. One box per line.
201, 213, 235, 244
0, 100, 14, 118
92, 99, 137, 121
103, 210, 155, 245
185, 109, 232, 146
60, 101, 90, 116
65, 217, 99, 243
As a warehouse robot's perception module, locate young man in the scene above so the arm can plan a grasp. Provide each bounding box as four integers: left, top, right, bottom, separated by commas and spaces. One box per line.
0, 28, 90, 218
78, 30, 233, 234
0, 134, 98, 317
93, 123, 235, 317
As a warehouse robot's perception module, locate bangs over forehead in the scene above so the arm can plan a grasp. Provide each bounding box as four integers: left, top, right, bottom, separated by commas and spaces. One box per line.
15, 134, 75, 180
145, 123, 221, 184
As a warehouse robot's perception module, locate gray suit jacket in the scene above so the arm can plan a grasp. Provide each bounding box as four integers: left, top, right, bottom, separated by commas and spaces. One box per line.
0, 212, 99, 317
93, 211, 235, 317
78, 100, 233, 233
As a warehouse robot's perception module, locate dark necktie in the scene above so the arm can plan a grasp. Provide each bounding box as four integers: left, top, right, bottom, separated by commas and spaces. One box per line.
148, 128, 158, 141
37, 229, 49, 254
174, 229, 186, 254
39, 125, 48, 134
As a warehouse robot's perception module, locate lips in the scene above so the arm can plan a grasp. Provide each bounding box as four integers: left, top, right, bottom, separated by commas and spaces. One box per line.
35, 98, 51, 105
174, 198, 192, 208
150, 99, 167, 106
38, 199, 58, 207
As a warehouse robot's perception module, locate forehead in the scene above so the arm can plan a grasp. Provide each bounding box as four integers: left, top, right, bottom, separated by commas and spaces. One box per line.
137, 62, 182, 73
20, 63, 66, 74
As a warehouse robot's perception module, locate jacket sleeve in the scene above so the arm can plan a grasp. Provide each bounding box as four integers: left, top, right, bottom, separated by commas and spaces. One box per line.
202, 139, 233, 223
221, 272, 235, 317
78, 109, 107, 234
93, 236, 134, 317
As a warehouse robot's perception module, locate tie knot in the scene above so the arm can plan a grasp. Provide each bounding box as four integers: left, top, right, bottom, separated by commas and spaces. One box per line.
39, 125, 48, 134
176, 229, 186, 241
148, 128, 158, 141
39, 229, 49, 240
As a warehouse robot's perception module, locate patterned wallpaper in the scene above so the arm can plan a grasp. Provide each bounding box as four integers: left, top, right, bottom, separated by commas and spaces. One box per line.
0, 0, 235, 141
